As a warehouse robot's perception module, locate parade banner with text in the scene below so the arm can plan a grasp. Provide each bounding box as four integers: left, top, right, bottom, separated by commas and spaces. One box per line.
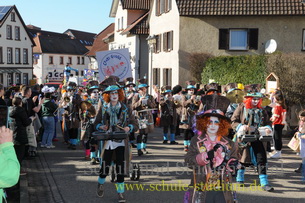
96, 48, 132, 82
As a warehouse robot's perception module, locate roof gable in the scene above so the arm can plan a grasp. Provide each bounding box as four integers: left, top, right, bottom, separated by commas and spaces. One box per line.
121, 12, 149, 35
86, 23, 115, 56
121, 0, 151, 10
176, 0, 305, 16
0, 5, 35, 46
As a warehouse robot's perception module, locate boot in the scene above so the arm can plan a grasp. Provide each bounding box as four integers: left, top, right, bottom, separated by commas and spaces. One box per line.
236, 169, 245, 185
118, 193, 126, 203
97, 183, 104, 197
259, 174, 274, 192
294, 163, 302, 173
138, 149, 143, 156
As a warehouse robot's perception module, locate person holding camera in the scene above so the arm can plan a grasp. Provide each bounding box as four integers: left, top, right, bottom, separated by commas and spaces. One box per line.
0, 126, 20, 203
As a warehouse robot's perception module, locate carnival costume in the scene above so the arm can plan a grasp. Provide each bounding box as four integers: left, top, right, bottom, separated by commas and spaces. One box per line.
62, 82, 81, 150
185, 104, 239, 203
181, 81, 199, 152
63, 64, 78, 85
124, 77, 137, 148
132, 79, 156, 156
160, 86, 178, 144
231, 84, 274, 192
94, 76, 138, 203
80, 80, 100, 164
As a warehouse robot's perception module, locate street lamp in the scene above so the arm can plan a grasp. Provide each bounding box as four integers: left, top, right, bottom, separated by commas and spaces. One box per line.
146, 35, 157, 94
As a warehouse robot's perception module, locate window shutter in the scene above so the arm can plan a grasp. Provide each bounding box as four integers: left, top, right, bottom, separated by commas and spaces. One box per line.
168, 68, 172, 86
219, 29, 229, 50
155, 0, 160, 16
163, 32, 167, 51
168, 0, 172, 11
158, 34, 162, 52
163, 68, 166, 85
170, 31, 173, 50
248, 28, 259, 50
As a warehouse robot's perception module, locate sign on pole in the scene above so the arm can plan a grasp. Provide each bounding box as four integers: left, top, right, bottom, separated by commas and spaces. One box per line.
96, 48, 132, 82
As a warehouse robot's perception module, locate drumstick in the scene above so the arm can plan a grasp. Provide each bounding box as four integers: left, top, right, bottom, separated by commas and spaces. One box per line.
116, 125, 125, 130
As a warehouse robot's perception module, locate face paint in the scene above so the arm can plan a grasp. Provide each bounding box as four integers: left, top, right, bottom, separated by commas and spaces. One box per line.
188, 89, 194, 95
251, 98, 260, 107
110, 90, 118, 102
207, 116, 220, 136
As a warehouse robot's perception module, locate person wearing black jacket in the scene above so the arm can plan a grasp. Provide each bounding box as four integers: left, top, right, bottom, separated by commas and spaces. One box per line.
9, 97, 35, 164
0, 84, 6, 106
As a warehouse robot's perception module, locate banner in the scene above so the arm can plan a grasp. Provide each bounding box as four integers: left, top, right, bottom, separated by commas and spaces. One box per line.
96, 48, 132, 82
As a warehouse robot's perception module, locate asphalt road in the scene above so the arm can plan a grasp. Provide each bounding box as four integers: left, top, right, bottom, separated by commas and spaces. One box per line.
22, 127, 305, 203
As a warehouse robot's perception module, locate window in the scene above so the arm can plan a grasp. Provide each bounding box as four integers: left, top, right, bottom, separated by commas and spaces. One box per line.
165, 0, 172, 12
153, 68, 161, 86
23, 73, 28, 85
23, 49, 28, 64
81, 70, 84, 76
11, 13, 15, 21
219, 28, 258, 50
155, 34, 161, 53
60, 56, 64, 64
0, 47, 3, 63
15, 73, 21, 84
49, 56, 53, 64
163, 68, 172, 86
118, 18, 120, 31
7, 25, 12, 40
82, 57, 85, 64
121, 16, 124, 30
15, 48, 20, 64
7, 47, 13, 64
68, 57, 72, 64
15, 26, 20, 40
0, 74, 3, 84
156, 0, 171, 16
77, 56, 80, 64
7, 73, 13, 86
163, 31, 173, 52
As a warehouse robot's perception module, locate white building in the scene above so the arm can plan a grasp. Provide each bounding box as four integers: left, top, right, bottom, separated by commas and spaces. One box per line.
0, 5, 35, 87
27, 27, 90, 84
148, 0, 178, 88
109, 0, 150, 81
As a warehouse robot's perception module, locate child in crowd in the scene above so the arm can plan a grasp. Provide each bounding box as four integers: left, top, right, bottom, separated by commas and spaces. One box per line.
295, 110, 305, 181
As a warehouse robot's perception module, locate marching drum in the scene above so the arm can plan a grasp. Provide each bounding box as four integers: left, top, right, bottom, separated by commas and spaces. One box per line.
92, 131, 128, 141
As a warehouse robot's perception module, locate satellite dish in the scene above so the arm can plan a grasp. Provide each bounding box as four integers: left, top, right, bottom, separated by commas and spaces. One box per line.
265, 39, 277, 54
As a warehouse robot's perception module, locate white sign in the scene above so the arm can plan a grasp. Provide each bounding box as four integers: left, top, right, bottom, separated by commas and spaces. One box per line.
48, 71, 64, 82
96, 48, 132, 82
266, 81, 277, 94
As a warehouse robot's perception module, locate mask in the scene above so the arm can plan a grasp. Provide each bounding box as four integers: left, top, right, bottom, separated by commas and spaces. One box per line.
207, 116, 220, 135
251, 98, 260, 107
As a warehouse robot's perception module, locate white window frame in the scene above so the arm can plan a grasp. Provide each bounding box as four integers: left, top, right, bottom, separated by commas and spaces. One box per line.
15, 48, 20, 64
23, 49, 28, 64
7, 47, 13, 63
15, 26, 20, 40
7, 25, 12, 39
229, 29, 248, 50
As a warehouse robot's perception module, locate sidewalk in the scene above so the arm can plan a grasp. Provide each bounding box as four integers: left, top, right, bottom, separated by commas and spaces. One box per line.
20, 127, 305, 203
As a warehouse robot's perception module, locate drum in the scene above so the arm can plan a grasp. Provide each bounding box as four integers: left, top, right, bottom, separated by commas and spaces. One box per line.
241, 134, 258, 142
92, 131, 128, 141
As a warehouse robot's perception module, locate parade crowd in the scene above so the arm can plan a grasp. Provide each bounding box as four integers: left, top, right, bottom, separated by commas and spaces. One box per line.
0, 76, 304, 203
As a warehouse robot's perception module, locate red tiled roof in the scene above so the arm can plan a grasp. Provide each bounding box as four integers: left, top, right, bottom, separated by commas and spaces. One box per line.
121, 12, 149, 35
121, 0, 151, 10
176, 0, 305, 16
86, 23, 115, 56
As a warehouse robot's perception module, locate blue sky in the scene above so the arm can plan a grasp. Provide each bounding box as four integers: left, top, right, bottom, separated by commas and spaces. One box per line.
1, 0, 114, 34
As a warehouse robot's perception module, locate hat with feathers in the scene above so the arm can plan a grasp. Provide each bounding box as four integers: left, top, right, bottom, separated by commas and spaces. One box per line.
138, 78, 149, 89
124, 77, 136, 87
172, 85, 182, 95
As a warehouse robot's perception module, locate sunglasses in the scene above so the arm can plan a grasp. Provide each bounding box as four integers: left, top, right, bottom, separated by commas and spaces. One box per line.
92, 91, 99, 93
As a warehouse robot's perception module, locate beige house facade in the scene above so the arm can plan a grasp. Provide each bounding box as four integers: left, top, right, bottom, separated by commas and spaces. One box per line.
148, 0, 305, 86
